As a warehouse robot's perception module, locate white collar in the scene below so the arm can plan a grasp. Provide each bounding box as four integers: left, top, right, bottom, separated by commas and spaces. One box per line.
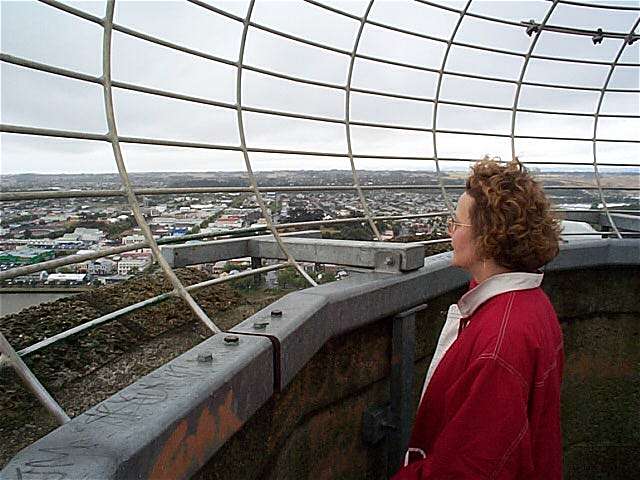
457, 272, 543, 318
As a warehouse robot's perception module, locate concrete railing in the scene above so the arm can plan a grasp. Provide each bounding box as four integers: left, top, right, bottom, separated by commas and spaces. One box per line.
2, 238, 639, 479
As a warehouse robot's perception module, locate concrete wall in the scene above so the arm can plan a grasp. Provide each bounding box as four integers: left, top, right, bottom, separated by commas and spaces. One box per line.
195, 265, 639, 480
545, 267, 640, 480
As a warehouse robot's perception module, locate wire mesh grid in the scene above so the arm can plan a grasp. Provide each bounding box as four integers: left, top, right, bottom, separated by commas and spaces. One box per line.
0, 0, 638, 423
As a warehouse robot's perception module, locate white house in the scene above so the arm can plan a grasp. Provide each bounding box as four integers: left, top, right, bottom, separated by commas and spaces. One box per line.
87, 258, 116, 276
46, 273, 87, 284
122, 234, 146, 246
117, 254, 152, 275
59, 228, 105, 245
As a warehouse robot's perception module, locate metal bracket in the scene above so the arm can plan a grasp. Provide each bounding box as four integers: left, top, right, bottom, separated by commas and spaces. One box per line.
361, 303, 427, 476
592, 28, 604, 45
374, 251, 403, 273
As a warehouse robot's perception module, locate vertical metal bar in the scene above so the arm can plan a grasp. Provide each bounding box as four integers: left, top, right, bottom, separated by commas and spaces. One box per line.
251, 256, 263, 288
388, 304, 424, 476
344, 0, 382, 241
590, 18, 639, 240
0, 332, 70, 425
431, 0, 472, 215
235, 0, 317, 288
101, 0, 222, 334
510, 0, 559, 161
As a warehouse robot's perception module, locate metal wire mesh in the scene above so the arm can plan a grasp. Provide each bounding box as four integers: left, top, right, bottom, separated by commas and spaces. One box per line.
1, 0, 638, 423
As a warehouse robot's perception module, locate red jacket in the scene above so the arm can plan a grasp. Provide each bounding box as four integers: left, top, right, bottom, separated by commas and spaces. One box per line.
393, 273, 564, 479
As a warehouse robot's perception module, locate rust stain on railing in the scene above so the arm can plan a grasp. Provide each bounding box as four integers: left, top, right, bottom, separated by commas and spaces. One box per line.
149, 390, 242, 480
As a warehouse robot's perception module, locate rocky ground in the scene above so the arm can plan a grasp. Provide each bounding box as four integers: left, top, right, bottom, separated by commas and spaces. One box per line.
0, 268, 286, 467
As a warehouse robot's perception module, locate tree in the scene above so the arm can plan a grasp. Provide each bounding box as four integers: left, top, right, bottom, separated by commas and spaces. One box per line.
229, 274, 255, 291
277, 267, 308, 289
222, 262, 237, 273
336, 222, 374, 241
317, 271, 336, 284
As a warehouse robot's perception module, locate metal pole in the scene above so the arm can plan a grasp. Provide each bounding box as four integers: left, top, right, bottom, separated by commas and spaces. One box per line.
0, 332, 70, 425
251, 257, 263, 288
102, 0, 221, 334
387, 303, 426, 476
235, 0, 317, 288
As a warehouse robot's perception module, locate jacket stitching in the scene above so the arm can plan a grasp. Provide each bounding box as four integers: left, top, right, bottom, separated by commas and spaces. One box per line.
493, 292, 515, 357
534, 342, 564, 387
475, 354, 529, 393
490, 418, 530, 480
496, 355, 528, 390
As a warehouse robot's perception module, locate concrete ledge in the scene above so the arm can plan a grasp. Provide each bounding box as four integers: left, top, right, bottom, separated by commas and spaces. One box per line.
3, 334, 273, 480
3, 239, 638, 479
547, 239, 640, 271
562, 212, 640, 232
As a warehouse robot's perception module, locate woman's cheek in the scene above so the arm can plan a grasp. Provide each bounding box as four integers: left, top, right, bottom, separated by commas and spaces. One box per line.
451, 238, 462, 266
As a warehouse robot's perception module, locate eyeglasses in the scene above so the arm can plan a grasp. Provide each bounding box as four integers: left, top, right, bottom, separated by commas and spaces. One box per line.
446, 217, 472, 234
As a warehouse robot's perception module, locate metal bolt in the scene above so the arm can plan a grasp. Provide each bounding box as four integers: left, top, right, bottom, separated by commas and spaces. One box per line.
197, 352, 213, 363
592, 28, 604, 45
526, 20, 538, 37
385, 256, 395, 266
224, 335, 239, 344
270, 309, 283, 318
253, 321, 269, 330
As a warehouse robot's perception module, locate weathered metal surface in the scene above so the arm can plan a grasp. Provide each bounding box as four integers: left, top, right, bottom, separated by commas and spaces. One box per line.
598, 213, 640, 232
359, 304, 423, 475
374, 250, 403, 273
231, 254, 466, 391
248, 237, 425, 272
311, 254, 469, 337
2, 334, 273, 480
161, 237, 250, 268
547, 239, 640, 271
362, 405, 392, 447
563, 212, 640, 232
562, 210, 602, 225
160, 230, 321, 268
230, 292, 330, 390
602, 239, 640, 265
250, 257, 263, 288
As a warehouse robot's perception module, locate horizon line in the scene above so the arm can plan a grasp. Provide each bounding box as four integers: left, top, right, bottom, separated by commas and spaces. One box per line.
2, 167, 639, 176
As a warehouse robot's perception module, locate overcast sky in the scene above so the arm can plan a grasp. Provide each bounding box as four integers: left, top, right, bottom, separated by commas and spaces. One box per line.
1, 0, 639, 174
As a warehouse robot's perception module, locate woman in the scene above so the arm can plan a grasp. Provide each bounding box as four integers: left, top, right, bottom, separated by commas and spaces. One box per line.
393, 158, 564, 479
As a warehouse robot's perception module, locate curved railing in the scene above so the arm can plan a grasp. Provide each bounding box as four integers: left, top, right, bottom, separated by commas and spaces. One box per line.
0, 0, 638, 432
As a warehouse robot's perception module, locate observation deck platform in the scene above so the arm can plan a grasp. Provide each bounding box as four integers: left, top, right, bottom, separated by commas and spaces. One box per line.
2, 239, 638, 479
1, 0, 639, 477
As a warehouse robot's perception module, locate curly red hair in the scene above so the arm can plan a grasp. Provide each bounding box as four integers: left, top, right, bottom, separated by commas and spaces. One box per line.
465, 158, 562, 272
